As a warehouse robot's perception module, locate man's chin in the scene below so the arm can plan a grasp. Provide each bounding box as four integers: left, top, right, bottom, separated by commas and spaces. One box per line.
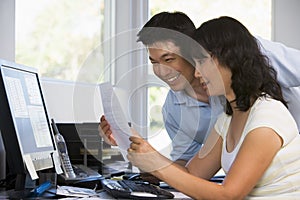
169, 86, 183, 92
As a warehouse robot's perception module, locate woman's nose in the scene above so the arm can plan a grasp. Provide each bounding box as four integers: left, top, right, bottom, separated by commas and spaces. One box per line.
194, 68, 201, 78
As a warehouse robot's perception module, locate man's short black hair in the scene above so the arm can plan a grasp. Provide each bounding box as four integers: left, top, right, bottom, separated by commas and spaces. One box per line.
137, 11, 196, 63
137, 11, 196, 45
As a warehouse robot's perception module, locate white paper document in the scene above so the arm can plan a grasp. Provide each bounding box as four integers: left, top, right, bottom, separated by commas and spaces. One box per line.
99, 82, 131, 161
56, 185, 98, 198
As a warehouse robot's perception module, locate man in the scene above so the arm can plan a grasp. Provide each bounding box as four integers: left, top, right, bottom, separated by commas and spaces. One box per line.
99, 11, 300, 166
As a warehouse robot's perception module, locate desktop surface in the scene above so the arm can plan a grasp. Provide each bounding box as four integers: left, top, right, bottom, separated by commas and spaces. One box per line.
0, 174, 192, 199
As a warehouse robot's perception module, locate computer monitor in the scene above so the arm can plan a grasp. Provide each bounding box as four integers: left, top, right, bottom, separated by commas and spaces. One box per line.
0, 59, 56, 191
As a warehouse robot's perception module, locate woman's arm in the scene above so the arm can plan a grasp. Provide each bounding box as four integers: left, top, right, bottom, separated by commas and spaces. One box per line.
186, 129, 222, 179
127, 127, 282, 199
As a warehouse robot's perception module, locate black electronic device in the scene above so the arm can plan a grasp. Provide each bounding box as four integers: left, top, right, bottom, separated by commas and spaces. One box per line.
101, 179, 174, 199
55, 122, 103, 168
51, 119, 102, 184
0, 59, 57, 197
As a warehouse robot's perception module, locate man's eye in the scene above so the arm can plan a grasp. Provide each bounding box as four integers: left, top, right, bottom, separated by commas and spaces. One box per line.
151, 61, 159, 66
165, 58, 175, 63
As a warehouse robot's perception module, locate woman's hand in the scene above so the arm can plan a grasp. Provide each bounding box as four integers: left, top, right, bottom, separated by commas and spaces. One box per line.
127, 135, 171, 173
98, 115, 117, 146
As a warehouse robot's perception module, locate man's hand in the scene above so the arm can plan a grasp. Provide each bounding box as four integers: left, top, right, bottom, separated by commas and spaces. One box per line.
98, 115, 118, 146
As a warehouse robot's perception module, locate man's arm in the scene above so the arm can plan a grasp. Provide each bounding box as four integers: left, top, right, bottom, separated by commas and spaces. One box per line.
164, 114, 202, 162
256, 36, 300, 87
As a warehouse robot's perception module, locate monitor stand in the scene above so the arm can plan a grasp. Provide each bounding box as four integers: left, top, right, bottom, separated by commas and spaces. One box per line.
6, 173, 56, 198
6, 173, 32, 199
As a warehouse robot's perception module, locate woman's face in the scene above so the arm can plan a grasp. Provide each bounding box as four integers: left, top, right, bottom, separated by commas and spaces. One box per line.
194, 56, 228, 96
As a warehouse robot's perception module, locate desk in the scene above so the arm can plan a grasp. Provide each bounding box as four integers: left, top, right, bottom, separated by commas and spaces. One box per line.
96, 190, 192, 199
0, 187, 192, 199
0, 189, 191, 199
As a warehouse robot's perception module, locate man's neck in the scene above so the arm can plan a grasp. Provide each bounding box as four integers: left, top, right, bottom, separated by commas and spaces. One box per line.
185, 78, 209, 103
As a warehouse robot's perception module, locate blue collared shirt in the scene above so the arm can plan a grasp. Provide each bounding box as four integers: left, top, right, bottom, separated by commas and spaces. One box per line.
162, 90, 223, 161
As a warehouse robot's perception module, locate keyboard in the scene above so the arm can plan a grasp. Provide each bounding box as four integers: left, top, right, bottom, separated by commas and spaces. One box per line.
101, 179, 174, 199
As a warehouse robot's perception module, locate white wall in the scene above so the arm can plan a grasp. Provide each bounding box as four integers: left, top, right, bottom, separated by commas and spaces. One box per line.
0, 0, 14, 178
0, 0, 15, 60
273, 0, 300, 49
41, 78, 103, 123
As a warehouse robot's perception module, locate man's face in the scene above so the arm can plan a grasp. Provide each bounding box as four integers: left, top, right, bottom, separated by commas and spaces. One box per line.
147, 41, 195, 91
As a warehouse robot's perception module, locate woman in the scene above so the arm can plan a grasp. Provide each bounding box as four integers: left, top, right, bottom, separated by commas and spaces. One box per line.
127, 16, 300, 199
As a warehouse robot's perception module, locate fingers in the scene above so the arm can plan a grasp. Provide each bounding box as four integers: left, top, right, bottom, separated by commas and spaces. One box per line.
98, 117, 110, 137
127, 145, 172, 173
127, 148, 134, 153
129, 142, 140, 151
127, 137, 142, 153
129, 135, 142, 143
127, 138, 140, 153
107, 134, 117, 146
98, 115, 117, 146
100, 115, 105, 122
100, 121, 111, 135
128, 137, 154, 154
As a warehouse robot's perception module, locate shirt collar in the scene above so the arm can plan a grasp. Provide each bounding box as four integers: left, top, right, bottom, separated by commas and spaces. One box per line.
172, 90, 209, 107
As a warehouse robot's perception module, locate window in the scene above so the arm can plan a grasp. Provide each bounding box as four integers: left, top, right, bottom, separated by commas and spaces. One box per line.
15, 0, 106, 83
149, 0, 272, 39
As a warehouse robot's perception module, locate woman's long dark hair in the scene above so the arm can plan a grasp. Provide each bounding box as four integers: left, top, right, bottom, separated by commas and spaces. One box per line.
193, 16, 287, 115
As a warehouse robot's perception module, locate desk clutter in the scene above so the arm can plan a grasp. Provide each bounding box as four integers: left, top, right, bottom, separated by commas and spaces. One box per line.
101, 179, 174, 199
57, 172, 176, 199
0, 171, 180, 199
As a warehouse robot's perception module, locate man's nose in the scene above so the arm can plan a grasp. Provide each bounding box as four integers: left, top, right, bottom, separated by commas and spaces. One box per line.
157, 64, 173, 76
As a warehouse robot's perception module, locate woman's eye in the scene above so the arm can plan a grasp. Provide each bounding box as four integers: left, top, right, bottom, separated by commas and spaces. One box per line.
196, 58, 206, 65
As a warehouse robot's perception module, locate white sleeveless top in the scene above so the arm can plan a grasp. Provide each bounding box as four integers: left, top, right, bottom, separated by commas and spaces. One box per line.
214, 96, 300, 198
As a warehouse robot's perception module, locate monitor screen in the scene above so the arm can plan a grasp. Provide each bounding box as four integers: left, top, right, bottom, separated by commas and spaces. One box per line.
0, 60, 56, 184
